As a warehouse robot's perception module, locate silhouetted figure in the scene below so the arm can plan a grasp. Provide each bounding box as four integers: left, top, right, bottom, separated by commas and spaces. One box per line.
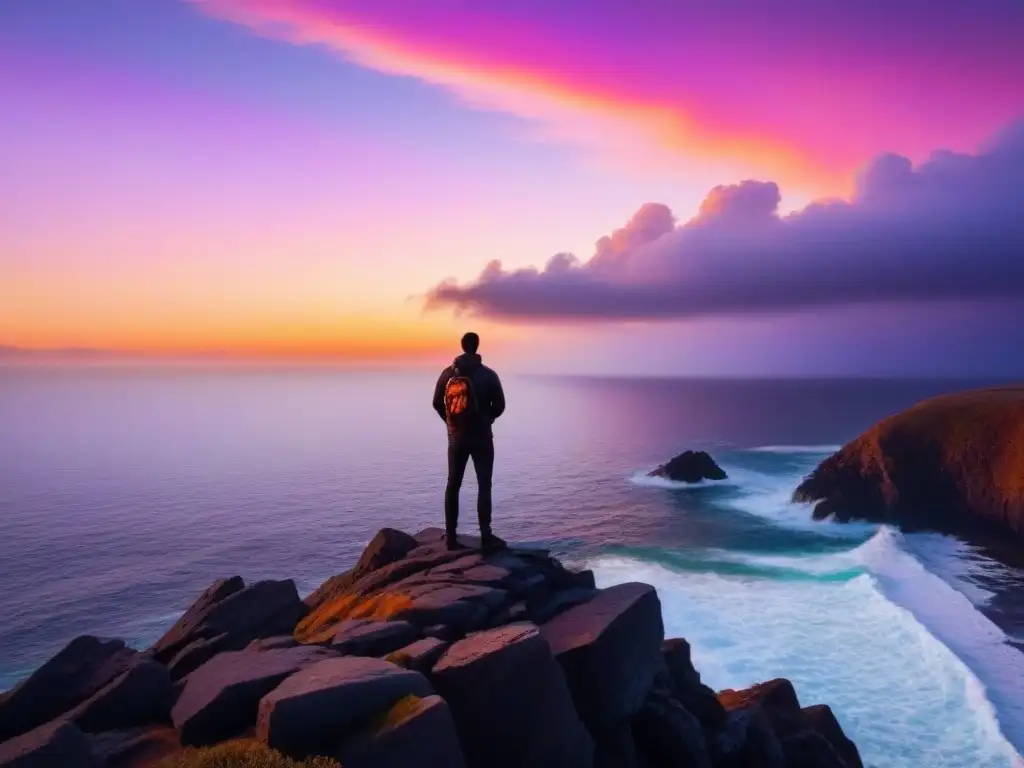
433, 332, 506, 551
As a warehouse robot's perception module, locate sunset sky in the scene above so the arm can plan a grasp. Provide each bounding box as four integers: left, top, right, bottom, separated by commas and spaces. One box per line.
2, 0, 1023, 374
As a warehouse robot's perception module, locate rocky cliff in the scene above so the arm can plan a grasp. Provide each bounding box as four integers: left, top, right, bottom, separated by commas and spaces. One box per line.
0, 527, 863, 768
793, 386, 1024, 539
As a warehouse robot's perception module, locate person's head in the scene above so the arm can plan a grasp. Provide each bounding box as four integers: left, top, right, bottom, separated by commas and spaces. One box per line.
461, 332, 480, 354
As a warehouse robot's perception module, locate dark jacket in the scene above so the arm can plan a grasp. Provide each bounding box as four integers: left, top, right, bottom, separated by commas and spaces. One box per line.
433, 353, 505, 442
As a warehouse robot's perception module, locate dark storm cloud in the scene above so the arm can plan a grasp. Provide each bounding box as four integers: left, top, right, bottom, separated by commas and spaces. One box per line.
425, 122, 1024, 320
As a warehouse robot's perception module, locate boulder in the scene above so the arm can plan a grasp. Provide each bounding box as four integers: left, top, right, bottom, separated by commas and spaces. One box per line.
571, 569, 597, 590
793, 387, 1024, 539
165, 634, 230, 681
0, 636, 139, 742
354, 528, 420, 575
297, 549, 477, 642
432, 622, 593, 768
649, 451, 728, 484
714, 706, 786, 768
0, 720, 97, 768
661, 639, 727, 733
172, 646, 338, 746
149, 578, 244, 661
780, 730, 847, 768
631, 667, 711, 768
802, 705, 863, 768
66, 660, 173, 733
89, 726, 180, 768
303, 529, 421, 615
256, 656, 432, 759
719, 678, 804, 737
592, 722, 640, 768
151, 579, 305, 668
247, 636, 299, 651
337, 694, 467, 768
528, 587, 597, 625
540, 582, 664, 728
384, 637, 449, 673
330, 619, 419, 657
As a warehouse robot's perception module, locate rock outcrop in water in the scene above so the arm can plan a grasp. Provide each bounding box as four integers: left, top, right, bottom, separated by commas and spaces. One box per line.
793, 387, 1024, 539
0, 527, 862, 768
649, 450, 728, 484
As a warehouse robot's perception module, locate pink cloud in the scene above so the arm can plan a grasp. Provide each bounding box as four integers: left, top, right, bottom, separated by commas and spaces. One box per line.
192, 0, 1024, 195
424, 123, 1024, 320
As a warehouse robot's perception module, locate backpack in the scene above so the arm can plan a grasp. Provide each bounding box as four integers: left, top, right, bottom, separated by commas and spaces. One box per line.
443, 366, 480, 430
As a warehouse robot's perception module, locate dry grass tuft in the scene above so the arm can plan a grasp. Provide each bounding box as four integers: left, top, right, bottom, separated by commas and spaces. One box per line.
157, 739, 340, 768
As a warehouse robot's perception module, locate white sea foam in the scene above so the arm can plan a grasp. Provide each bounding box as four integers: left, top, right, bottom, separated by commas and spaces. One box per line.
629, 471, 740, 491
589, 550, 1024, 767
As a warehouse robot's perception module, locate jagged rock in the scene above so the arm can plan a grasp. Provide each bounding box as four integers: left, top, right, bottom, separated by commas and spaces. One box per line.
172, 646, 338, 746
572, 570, 597, 590
424, 623, 459, 641
792, 387, 1024, 539
592, 722, 640, 768
0, 720, 97, 768
331, 619, 420, 656
802, 705, 863, 768
303, 529, 421, 616
150, 578, 244, 660
529, 587, 597, 624
427, 554, 518, 588
385, 637, 449, 673
662, 639, 727, 733
337, 694, 467, 768
719, 678, 803, 737
256, 656, 432, 759
151, 579, 305, 671
432, 622, 593, 768
66, 660, 173, 733
662, 638, 700, 688
165, 634, 230, 681
89, 726, 180, 768
632, 667, 711, 768
0, 636, 139, 742
649, 450, 728, 484
298, 546, 475, 642
781, 730, 847, 768
540, 582, 664, 729
355, 528, 421, 575
247, 636, 299, 651
715, 706, 786, 768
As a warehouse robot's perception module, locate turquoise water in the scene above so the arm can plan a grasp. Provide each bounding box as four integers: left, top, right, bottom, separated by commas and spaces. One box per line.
1, 367, 1022, 766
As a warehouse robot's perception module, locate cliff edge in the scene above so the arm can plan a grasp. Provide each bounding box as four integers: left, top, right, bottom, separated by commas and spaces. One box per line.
793, 386, 1024, 539
0, 528, 862, 768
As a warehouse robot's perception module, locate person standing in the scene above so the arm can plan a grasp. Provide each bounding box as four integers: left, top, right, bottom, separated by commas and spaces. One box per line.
432, 332, 506, 551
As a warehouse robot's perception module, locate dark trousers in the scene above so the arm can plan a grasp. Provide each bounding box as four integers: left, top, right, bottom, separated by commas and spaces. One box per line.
445, 438, 494, 537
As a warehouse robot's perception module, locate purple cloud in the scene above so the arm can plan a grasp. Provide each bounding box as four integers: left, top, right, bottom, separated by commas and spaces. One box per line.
426, 122, 1024, 320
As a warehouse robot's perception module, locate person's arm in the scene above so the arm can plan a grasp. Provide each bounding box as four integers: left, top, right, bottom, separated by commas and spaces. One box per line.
489, 371, 506, 422
432, 369, 450, 422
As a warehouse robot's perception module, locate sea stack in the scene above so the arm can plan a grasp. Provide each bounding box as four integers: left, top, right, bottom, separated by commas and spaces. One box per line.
793, 386, 1024, 539
649, 450, 728, 484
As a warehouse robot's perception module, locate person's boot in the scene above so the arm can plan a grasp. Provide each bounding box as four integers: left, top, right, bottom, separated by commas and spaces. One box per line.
446, 530, 465, 551
481, 530, 507, 552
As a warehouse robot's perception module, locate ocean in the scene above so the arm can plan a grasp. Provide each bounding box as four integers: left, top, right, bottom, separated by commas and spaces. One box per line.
2, 366, 1023, 767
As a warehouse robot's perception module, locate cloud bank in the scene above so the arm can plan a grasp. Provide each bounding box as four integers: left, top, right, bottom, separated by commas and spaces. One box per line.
425, 123, 1024, 321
